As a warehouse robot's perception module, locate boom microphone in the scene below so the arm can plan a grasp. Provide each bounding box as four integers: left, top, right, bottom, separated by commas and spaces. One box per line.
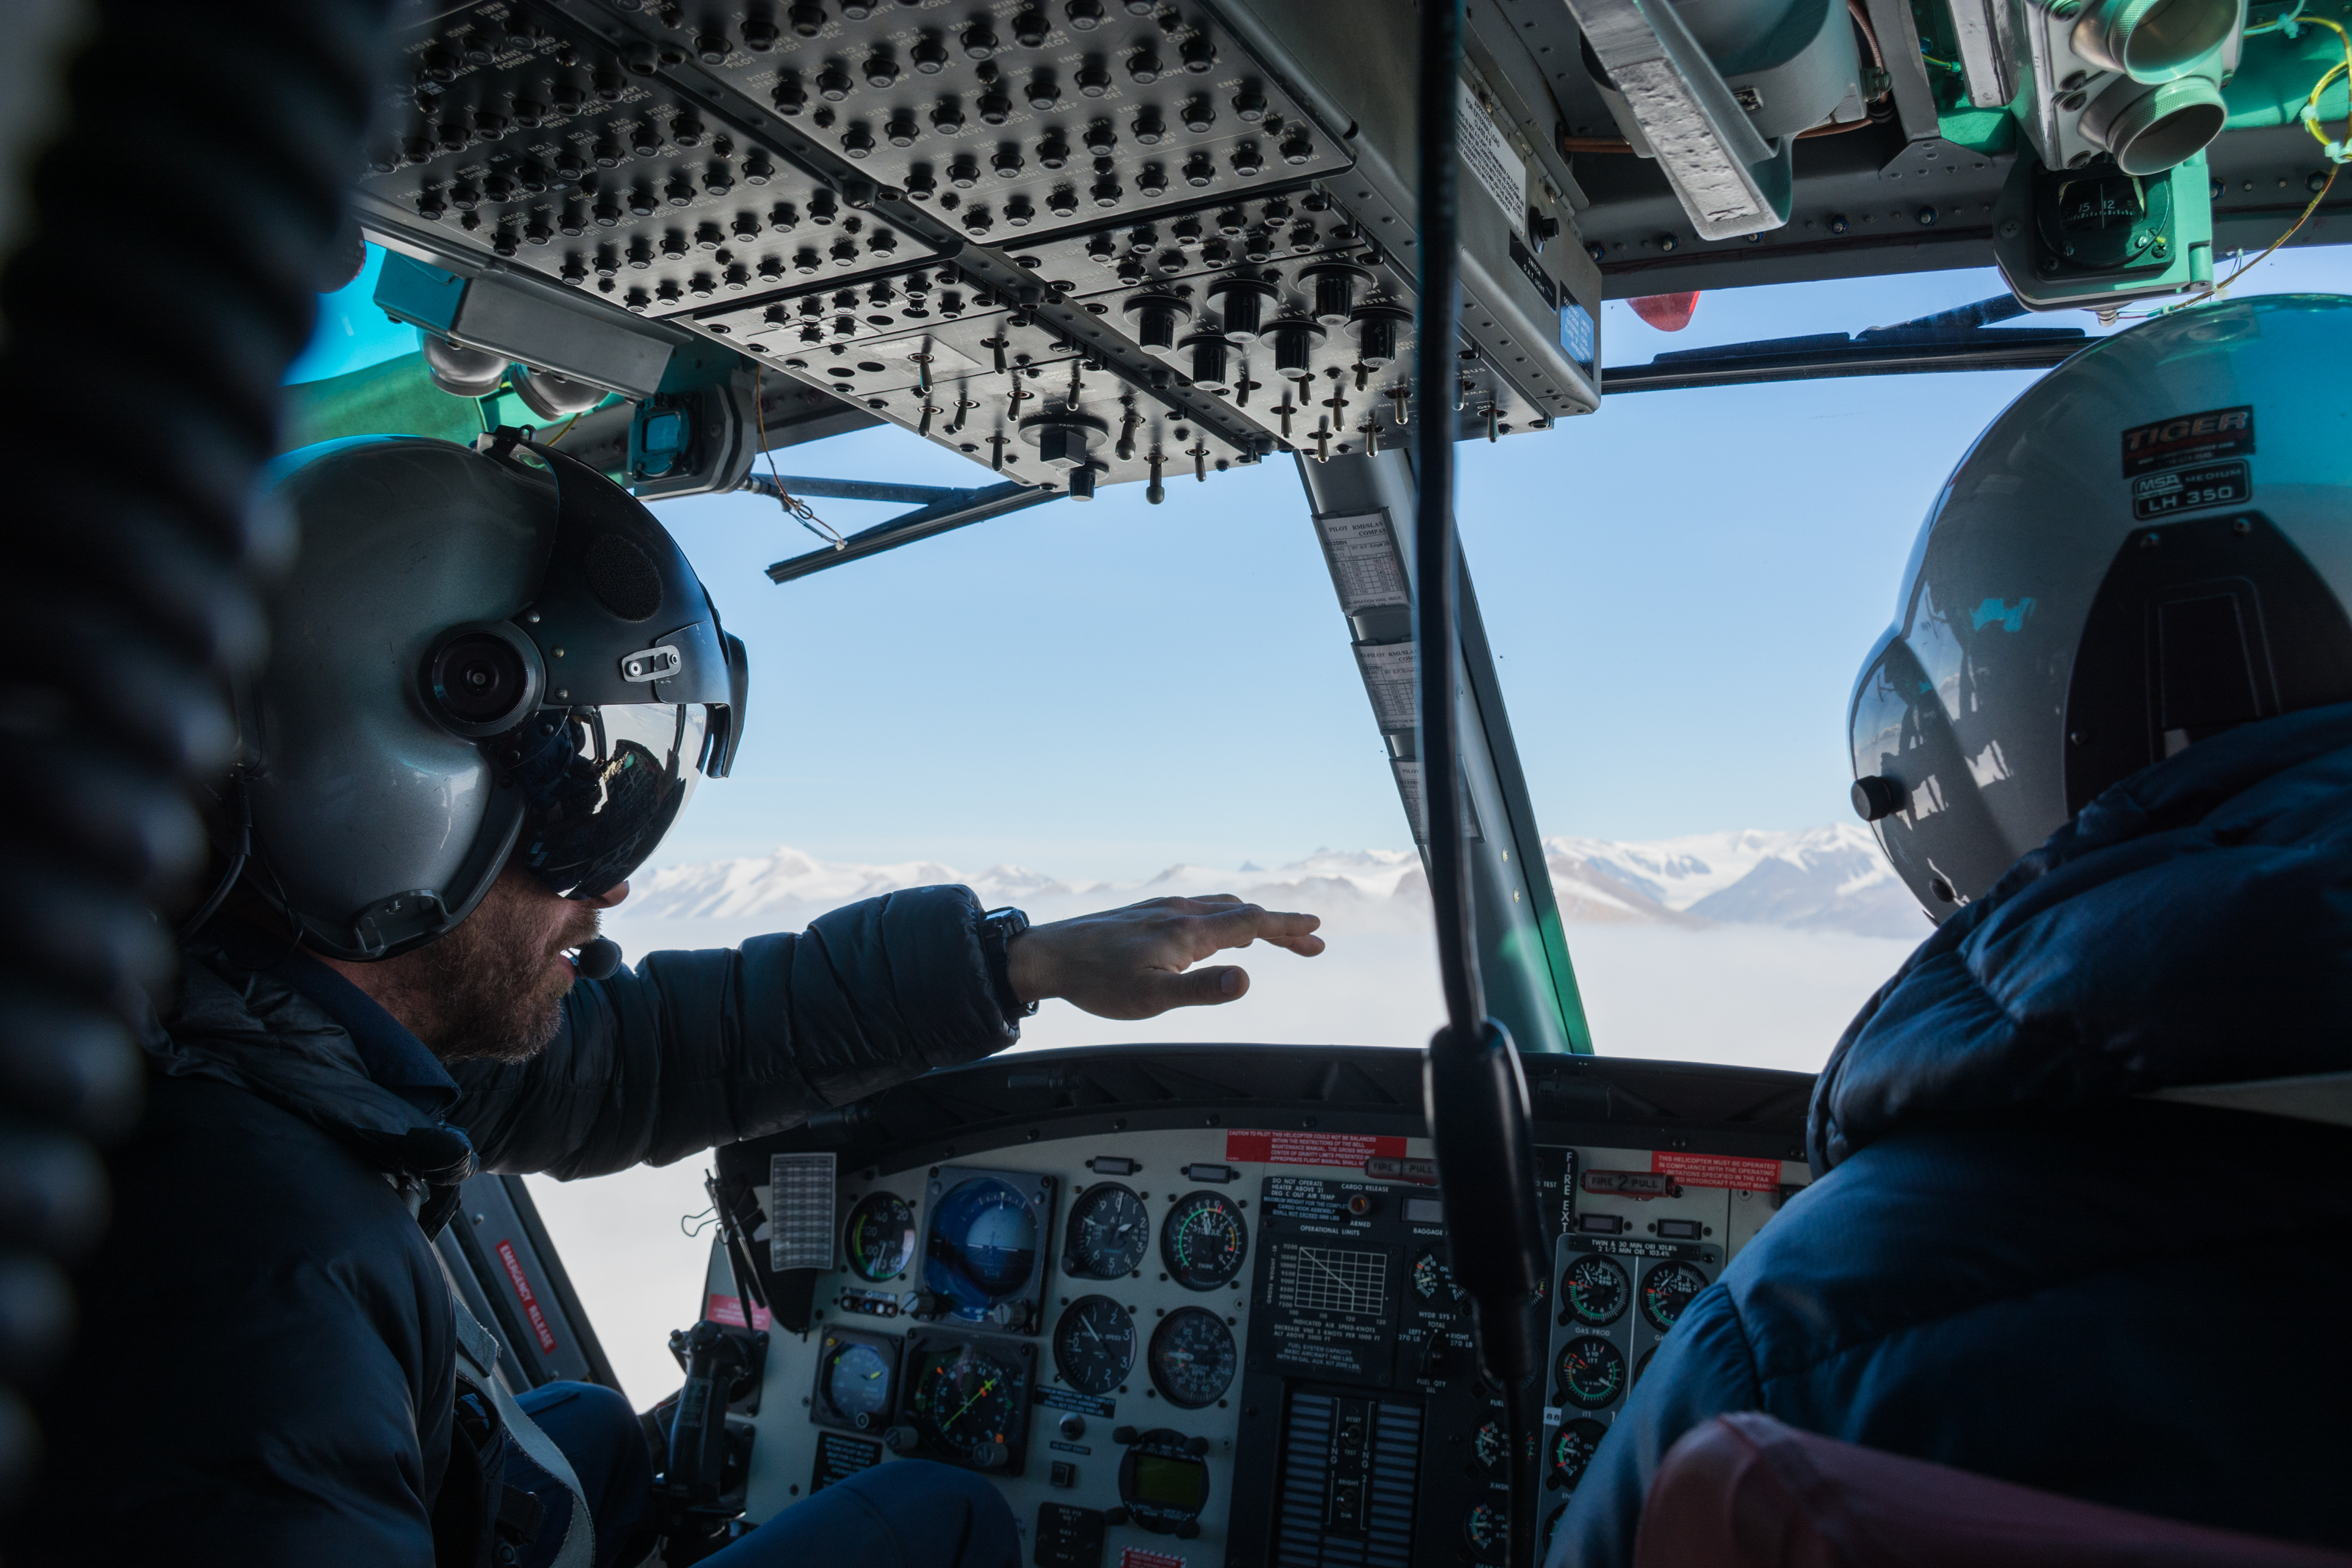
574, 937, 623, 980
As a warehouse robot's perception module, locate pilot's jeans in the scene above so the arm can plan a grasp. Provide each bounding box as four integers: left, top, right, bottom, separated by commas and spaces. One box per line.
514, 1381, 1021, 1568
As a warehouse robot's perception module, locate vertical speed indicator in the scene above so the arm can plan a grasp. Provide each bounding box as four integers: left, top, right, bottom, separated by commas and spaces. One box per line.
1160, 1191, 1249, 1290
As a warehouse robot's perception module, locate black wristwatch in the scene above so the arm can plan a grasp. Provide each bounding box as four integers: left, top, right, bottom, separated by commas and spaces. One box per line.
979, 906, 1038, 1022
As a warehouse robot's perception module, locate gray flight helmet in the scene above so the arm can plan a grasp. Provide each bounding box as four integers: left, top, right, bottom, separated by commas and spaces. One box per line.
240, 432, 748, 960
1848, 294, 2352, 920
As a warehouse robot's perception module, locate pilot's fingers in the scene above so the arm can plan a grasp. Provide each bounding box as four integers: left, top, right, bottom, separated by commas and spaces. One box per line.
1134, 964, 1251, 1014
1188, 902, 1326, 958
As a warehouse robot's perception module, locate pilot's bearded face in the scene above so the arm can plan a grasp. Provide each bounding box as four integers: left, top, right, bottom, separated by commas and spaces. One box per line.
409, 862, 600, 1065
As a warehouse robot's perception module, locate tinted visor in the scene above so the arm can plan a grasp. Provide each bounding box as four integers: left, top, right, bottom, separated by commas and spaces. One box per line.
508, 702, 709, 899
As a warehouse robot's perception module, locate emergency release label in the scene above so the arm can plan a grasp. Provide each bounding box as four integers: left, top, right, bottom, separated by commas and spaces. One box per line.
2132, 460, 2250, 519
2121, 405, 2253, 477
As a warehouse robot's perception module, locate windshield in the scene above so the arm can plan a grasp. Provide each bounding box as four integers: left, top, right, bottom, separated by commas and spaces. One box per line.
288, 246, 2352, 1402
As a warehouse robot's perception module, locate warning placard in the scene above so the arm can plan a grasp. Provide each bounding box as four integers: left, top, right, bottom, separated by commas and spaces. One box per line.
497, 1239, 559, 1353
1650, 1151, 1784, 1192
1120, 1549, 1186, 1568
704, 1291, 773, 1332
1227, 1129, 1409, 1168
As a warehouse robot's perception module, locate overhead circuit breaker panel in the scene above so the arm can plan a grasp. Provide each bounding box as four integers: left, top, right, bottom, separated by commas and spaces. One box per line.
348, 0, 1605, 499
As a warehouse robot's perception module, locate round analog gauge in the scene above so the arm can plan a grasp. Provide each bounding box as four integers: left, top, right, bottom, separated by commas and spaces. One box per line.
924, 1177, 1041, 1318
843, 1192, 918, 1283
1556, 1335, 1628, 1410
1472, 1417, 1506, 1470
1562, 1255, 1629, 1327
1065, 1184, 1150, 1279
1641, 1261, 1709, 1333
1148, 1306, 1237, 1408
911, 1343, 1021, 1463
1053, 1295, 1137, 1396
1413, 1249, 1462, 1301
1464, 1500, 1507, 1562
1550, 1419, 1608, 1490
1161, 1192, 1248, 1290
818, 1337, 894, 1429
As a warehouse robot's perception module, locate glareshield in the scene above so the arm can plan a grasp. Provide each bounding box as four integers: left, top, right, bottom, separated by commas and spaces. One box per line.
509, 701, 709, 899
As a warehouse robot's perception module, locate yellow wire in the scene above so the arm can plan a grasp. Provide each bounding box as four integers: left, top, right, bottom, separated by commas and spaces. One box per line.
2169, 23, 2351, 310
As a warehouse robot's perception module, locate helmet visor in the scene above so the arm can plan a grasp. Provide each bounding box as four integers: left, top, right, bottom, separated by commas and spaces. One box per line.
509, 702, 709, 899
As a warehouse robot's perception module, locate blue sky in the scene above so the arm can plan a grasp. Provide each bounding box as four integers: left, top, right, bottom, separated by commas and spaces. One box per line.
297, 245, 2352, 880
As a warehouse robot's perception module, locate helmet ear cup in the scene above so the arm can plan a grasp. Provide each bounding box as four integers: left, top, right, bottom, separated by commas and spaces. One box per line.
423, 620, 544, 737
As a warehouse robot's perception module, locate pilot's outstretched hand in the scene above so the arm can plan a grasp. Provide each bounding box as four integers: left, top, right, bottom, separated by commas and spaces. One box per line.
1006, 895, 1325, 1020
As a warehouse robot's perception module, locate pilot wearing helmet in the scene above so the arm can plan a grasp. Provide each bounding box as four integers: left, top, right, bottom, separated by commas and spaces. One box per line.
10, 432, 1324, 1568
1549, 295, 2352, 1566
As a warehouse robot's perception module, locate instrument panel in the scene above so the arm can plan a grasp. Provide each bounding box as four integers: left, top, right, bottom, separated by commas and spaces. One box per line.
699, 1044, 1811, 1567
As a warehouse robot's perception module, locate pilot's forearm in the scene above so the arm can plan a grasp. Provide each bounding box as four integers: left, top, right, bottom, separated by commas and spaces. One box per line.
452, 884, 1017, 1178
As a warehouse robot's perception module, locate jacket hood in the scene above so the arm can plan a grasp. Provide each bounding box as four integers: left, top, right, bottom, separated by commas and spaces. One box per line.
148, 944, 477, 1188
1810, 701, 2352, 1173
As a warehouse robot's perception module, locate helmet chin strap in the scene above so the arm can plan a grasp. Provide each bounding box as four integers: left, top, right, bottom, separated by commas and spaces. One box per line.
573, 937, 623, 980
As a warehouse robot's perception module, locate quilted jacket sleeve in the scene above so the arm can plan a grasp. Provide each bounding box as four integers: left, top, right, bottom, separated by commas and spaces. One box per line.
448, 885, 1018, 1178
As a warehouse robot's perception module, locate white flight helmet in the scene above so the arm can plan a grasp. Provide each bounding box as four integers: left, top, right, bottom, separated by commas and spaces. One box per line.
1849, 293, 2352, 920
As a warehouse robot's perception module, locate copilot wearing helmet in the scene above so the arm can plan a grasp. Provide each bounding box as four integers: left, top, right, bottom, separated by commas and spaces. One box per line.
15, 433, 1324, 1568
1550, 296, 2352, 1568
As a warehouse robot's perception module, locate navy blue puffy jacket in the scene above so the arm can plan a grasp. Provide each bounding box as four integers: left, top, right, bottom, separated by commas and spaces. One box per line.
1549, 704, 2352, 1566
12, 885, 1016, 1566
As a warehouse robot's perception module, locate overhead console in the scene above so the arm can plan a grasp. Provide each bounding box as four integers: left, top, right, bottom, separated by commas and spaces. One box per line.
695, 1044, 1811, 1568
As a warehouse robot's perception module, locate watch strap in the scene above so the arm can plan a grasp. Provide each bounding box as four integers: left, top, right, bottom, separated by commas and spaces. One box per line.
980, 906, 1037, 1022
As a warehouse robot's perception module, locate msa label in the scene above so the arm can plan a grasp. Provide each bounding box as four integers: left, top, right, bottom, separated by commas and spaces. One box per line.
2133, 460, 2250, 519
2121, 405, 2253, 477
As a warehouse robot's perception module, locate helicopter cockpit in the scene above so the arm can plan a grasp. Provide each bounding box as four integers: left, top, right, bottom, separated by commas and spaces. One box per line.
7, 0, 2351, 1564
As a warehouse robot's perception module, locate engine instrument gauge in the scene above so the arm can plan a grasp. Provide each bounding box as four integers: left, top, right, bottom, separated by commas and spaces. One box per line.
1064, 1184, 1149, 1279
1147, 1306, 1237, 1407
1161, 1192, 1248, 1290
814, 1333, 897, 1431
1472, 1417, 1507, 1470
1562, 1255, 1629, 1326
1413, 1248, 1463, 1300
1550, 1419, 1608, 1489
1556, 1335, 1628, 1409
1641, 1261, 1709, 1333
844, 1192, 917, 1283
1053, 1295, 1137, 1396
907, 1339, 1029, 1470
924, 1175, 1043, 1321
1464, 1500, 1508, 1562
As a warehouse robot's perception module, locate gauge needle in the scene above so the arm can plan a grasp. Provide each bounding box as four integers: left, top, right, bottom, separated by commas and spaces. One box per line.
944, 1373, 1001, 1429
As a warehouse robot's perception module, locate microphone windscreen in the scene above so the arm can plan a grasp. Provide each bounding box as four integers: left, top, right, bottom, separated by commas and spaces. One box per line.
575, 937, 624, 981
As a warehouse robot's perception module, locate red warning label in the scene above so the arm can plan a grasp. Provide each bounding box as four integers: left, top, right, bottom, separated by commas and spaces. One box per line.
1651, 1151, 1785, 1192
1120, 1550, 1186, 1568
497, 1239, 559, 1353
1226, 1129, 1409, 1168
704, 1292, 773, 1332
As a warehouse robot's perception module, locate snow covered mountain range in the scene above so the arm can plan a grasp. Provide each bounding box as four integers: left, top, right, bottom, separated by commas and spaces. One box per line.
623, 824, 1923, 939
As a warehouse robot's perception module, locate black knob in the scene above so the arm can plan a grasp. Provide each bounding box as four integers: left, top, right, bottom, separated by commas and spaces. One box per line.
883, 1425, 918, 1454
841, 125, 875, 157
1281, 132, 1315, 165
1067, 0, 1105, 27
1353, 303, 1411, 367
1175, 1520, 1201, 1540
1014, 9, 1051, 46
1181, 34, 1216, 72
962, 22, 1000, 58
789, 4, 827, 39
1059, 1414, 1087, 1440
912, 36, 950, 73
1232, 142, 1265, 178
1233, 88, 1267, 122
975, 1440, 1009, 1470
817, 66, 854, 101
1028, 74, 1060, 110
1210, 276, 1277, 339
1183, 333, 1231, 392
1302, 262, 1370, 326
741, 15, 779, 49
773, 76, 807, 115
1185, 1435, 1210, 1456
1129, 50, 1162, 83
979, 92, 1013, 125
866, 55, 901, 88
1852, 774, 1905, 822
1091, 176, 1123, 206
1076, 64, 1112, 95
1104, 1507, 1132, 1527
1262, 317, 1325, 379
1125, 291, 1192, 349
1112, 1426, 1139, 1445
1134, 108, 1167, 145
